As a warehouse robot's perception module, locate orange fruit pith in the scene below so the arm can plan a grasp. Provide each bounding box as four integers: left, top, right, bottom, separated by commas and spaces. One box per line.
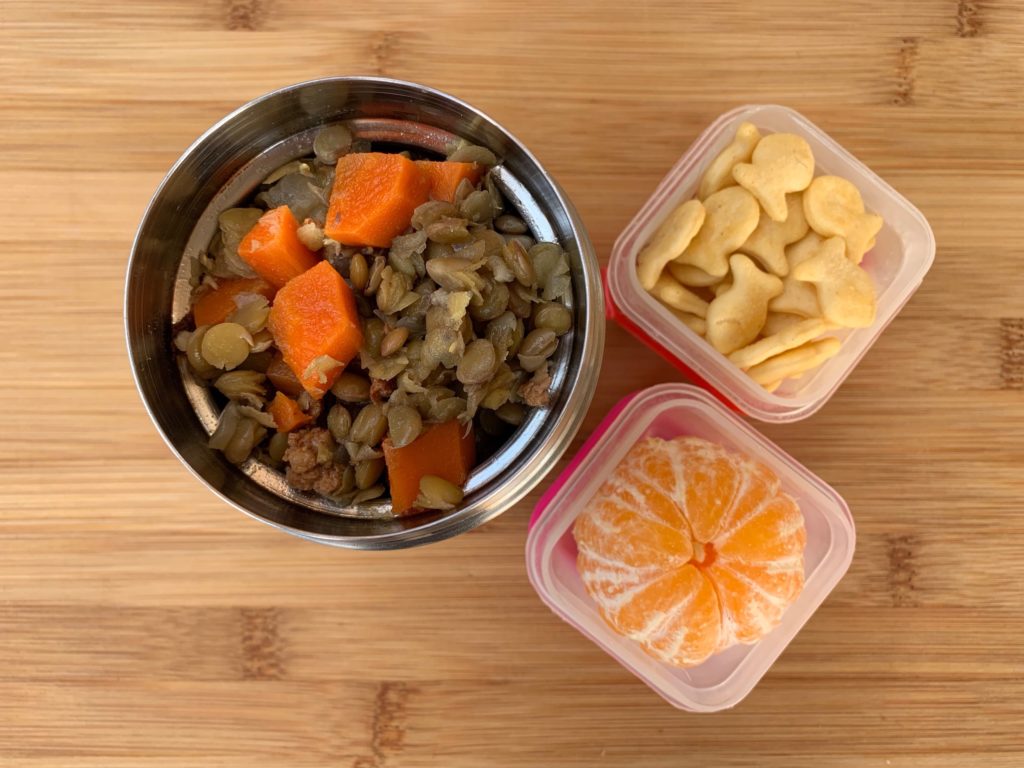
573, 436, 806, 668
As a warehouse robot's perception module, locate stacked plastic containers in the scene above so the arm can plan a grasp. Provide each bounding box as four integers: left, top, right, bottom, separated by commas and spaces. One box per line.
527, 105, 935, 710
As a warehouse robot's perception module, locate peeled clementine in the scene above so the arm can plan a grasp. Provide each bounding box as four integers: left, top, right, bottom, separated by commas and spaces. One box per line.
573, 436, 806, 668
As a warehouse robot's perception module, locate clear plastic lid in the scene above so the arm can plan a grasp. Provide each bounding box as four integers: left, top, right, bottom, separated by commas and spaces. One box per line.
526, 383, 855, 711
606, 105, 936, 422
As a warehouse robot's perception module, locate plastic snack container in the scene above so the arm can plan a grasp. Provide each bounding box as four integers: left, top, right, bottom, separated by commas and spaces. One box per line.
526, 383, 855, 711
605, 104, 936, 422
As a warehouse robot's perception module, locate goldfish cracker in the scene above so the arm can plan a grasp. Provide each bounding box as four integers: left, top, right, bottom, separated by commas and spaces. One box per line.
649, 273, 709, 318
635, 199, 706, 290
803, 176, 884, 264
738, 192, 809, 276
697, 122, 762, 200
732, 133, 815, 222
769, 232, 826, 318
663, 305, 707, 336
704, 254, 783, 354
762, 311, 814, 337
791, 236, 877, 328
675, 187, 760, 278
746, 337, 842, 386
728, 317, 829, 370
668, 262, 722, 288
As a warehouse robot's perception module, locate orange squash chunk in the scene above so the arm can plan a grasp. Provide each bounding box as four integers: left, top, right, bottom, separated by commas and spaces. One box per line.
324, 153, 431, 248
383, 420, 475, 516
267, 392, 314, 433
266, 261, 362, 399
415, 160, 484, 203
237, 205, 319, 289
192, 277, 274, 327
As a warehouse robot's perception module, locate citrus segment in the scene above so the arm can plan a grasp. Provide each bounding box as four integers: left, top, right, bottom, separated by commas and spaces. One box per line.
675, 440, 745, 542
575, 500, 693, 575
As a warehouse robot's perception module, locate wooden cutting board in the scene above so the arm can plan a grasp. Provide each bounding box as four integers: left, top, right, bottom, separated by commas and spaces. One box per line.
2, 1, 1022, 765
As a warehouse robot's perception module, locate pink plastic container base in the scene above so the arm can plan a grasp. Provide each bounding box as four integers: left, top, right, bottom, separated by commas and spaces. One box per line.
606, 104, 936, 422
526, 383, 855, 711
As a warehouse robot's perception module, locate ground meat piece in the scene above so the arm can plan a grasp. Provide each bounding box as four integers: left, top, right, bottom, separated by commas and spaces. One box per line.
283, 427, 328, 472
285, 463, 322, 491
283, 427, 344, 494
312, 462, 346, 495
518, 364, 552, 407
370, 377, 396, 404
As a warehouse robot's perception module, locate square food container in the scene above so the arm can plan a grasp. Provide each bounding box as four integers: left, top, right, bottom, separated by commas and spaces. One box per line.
526, 383, 855, 711
605, 104, 936, 422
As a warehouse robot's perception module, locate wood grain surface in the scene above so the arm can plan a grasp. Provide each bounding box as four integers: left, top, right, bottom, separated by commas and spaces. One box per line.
2, 1, 1023, 765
